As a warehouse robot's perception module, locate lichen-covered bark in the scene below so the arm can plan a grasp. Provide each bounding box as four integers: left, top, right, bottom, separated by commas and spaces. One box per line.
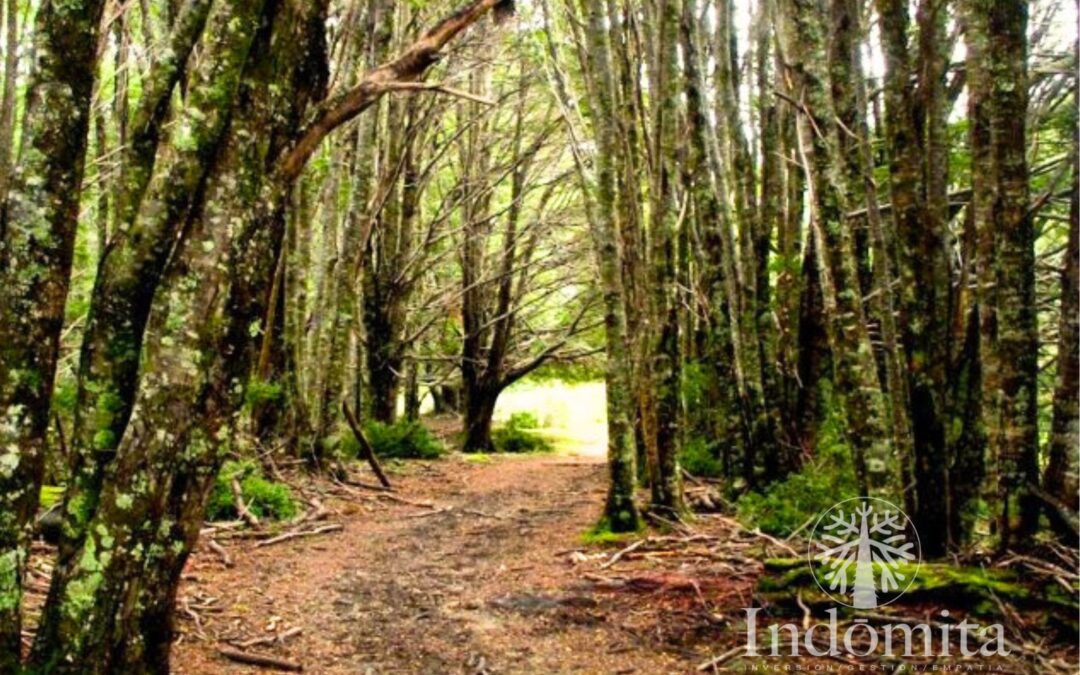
874, 0, 955, 555
680, 0, 744, 481
963, 0, 1040, 549
574, 0, 640, 532
644, 0, 684, 514
45, 0, 265, 627
30, 2, 328, 670
776, 0, 891, 495
0, 0, 105, 665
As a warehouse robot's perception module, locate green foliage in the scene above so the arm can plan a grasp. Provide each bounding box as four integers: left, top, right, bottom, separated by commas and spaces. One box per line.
244, 379, 283, 408
492, 412, 552, 453
341, 419, 445, 460
39, 485, 65, 509
206, 461, 298, 522
736, 416, 859, 536
679, 437, 723, 478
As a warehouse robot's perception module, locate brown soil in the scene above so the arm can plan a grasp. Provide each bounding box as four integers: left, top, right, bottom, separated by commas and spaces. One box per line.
173, 454, 738, 674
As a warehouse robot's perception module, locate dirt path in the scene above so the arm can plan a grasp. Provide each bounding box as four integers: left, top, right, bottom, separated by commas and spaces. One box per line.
174, 454, 699, 674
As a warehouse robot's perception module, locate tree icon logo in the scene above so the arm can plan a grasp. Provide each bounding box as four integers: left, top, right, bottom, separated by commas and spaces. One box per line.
807, 497, 921, 608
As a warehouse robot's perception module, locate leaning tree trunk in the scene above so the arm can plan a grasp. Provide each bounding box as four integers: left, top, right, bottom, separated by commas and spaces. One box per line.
0, 0, 104, 665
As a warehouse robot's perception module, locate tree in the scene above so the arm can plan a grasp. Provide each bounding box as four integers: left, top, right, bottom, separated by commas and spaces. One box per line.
0, 0, 106, 664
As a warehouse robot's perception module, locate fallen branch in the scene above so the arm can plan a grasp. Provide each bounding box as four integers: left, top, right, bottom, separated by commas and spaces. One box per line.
207, 539, 233, 567
218, 647, 303, 672
599, 539, 646, 570
235, 626, 303, 649
342, 401, 392, 489
255, 523, 344, 548
232, 478, 260, 527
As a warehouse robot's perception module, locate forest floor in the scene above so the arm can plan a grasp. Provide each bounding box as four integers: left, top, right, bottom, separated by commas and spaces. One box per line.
169, 444, 1079, 675
173, 451, 750, 674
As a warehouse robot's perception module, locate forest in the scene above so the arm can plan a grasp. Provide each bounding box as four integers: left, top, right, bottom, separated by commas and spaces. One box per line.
0, 0, 1076, 672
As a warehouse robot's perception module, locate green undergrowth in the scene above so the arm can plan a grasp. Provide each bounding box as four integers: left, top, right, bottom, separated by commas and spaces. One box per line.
333, 418, 445, 460
206, 460, 298, 522
580, 517, 644, 545
736, 414, 861, 537
492, 412, 552, 454
679, 437, 724, 478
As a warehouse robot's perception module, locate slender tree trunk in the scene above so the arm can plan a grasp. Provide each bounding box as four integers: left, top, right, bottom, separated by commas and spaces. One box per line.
576, 0, 640, 532
1043, 151, 1079, 539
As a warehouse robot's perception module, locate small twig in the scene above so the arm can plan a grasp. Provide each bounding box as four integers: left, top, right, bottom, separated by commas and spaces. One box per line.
404, 506, 453, 519
599, 539, 646, 570
377, 493, 436, 509
235, 626, 303, 649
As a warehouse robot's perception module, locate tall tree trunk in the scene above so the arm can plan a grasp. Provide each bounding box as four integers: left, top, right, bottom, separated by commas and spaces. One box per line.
777, 0, 891, 496
964, 0, 1040, 549
575, 0, 641, 532
0, 0, 105, 664
875, 0, 955, 554
645, 0, 684, 514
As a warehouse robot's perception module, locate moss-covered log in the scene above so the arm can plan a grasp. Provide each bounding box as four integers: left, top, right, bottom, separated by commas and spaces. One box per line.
757, 558, 1079, 623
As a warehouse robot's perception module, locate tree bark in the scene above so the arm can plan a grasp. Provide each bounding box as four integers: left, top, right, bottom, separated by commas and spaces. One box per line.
0, 0, 105, 664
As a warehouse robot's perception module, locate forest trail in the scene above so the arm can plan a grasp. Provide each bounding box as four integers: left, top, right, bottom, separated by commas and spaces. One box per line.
173, 454, 692, 674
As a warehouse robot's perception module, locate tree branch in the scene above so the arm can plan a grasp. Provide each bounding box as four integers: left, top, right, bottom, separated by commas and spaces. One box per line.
278, 0, 510, 182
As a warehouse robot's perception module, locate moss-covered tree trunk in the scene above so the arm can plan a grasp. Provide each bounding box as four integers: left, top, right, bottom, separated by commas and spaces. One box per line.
777, 0, 891, 496
644, 0, 684, 515
53, 0, 248, 587
963, 0, 1041, 549
0, 0, 105, 665
572, 0, 641, 532
874, 0, 956, 556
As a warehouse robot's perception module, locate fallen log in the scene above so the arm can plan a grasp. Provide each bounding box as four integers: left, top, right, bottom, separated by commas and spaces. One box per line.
757, 558, 1079, 621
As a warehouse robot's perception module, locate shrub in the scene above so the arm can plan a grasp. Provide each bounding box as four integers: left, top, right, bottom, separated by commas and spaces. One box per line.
492, 412, 552, 453
679, 436, 723, 478
206, 460, 298, 522
735, 414, 859, 537
357, 419, 444, 460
